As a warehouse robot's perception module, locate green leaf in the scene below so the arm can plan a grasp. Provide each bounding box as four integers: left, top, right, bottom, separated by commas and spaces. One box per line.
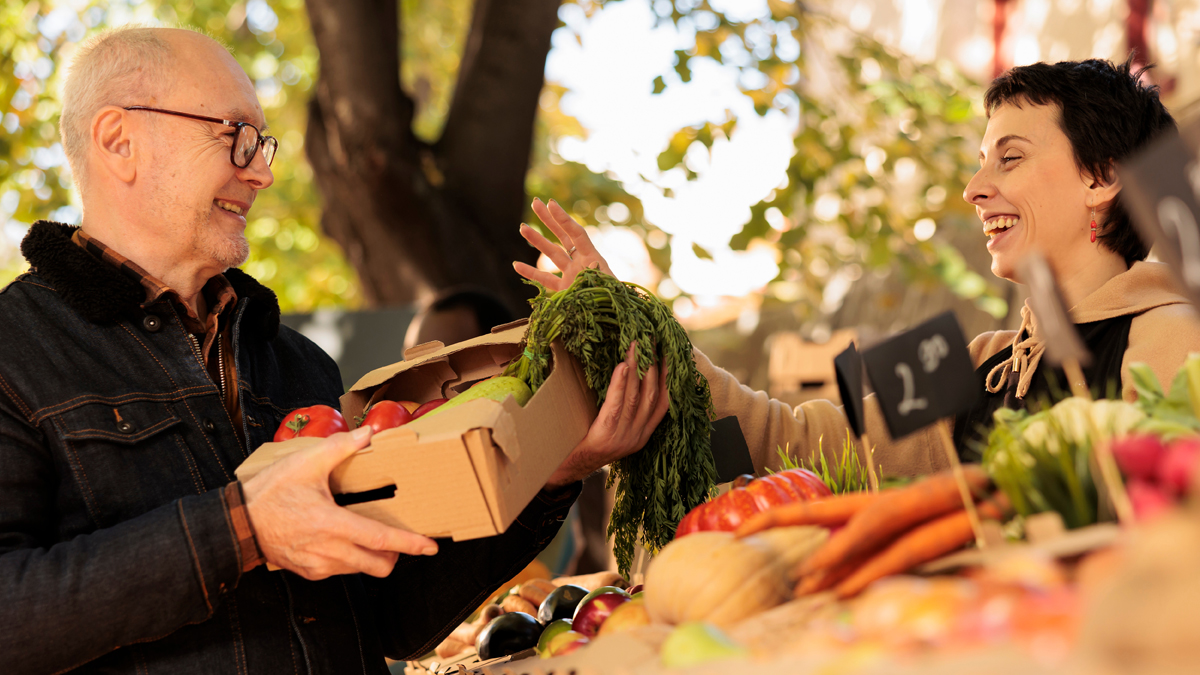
673, 50, 692, 82
691, 243, 714, 260
652, 75, 667, 94
1129, 362, 1165, 404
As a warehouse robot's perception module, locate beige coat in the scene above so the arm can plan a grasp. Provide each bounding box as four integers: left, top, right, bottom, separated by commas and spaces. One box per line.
697, 262, 1200, 478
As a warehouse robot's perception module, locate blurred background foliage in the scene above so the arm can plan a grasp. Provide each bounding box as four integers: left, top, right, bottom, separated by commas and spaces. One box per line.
0, 0, 997, 323
638, 0, 1002, 321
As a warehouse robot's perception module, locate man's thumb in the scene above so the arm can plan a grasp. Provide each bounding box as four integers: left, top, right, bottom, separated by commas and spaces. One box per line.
311, 426, 373, 476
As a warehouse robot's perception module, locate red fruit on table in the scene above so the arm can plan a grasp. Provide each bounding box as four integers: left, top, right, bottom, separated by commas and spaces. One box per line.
1158, 438, 1200, 496
571, 592, 630, 638
674, 470, 833, 537
710, 489, 762, 530
771, 468, 833, 500
1128, 479, 1174, 521
1111, 434, 1166, 481
274, 405, 349, 442
675, 506, 703, 538
744, 475, 792, 510
412, 398, 449, 418
359, 400, 414, 434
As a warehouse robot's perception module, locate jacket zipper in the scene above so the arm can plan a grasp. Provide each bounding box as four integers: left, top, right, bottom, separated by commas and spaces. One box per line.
187, 333, 225, 399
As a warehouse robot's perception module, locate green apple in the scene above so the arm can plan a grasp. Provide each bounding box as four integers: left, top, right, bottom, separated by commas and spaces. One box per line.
544, 630, 590, 658
659, 622, 748, 669
536, 619, 573, 657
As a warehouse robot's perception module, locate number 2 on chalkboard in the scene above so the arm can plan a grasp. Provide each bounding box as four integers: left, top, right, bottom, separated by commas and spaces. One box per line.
895, 362, 929, 416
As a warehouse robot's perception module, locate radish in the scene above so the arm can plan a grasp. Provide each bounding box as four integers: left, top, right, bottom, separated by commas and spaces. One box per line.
1110, 434, 1166, 481
1127, 479, 1174, 521
1158, 438, 1200, 496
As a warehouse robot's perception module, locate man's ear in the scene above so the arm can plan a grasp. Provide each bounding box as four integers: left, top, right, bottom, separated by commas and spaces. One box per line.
91, 106, 137, 184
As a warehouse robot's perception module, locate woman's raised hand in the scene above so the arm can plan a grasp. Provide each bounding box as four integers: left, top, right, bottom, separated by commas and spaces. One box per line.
514, 198, 615, 291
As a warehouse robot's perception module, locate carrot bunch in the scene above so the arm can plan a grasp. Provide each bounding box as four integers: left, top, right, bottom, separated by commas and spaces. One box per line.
737, 467, 1011, 599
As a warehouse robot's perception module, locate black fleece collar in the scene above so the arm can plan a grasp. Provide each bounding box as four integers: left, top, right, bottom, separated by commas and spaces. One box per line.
20, 221, 281, 339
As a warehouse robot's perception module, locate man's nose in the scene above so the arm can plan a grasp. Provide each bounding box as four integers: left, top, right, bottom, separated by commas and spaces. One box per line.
237, 149, 275, 190
963, 167, 994, 206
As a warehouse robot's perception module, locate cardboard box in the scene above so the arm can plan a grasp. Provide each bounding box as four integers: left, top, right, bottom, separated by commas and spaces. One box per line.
235, 319, 597, 541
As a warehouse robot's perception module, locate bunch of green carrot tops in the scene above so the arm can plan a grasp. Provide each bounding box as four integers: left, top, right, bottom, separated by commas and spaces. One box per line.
505, 268, 717, 575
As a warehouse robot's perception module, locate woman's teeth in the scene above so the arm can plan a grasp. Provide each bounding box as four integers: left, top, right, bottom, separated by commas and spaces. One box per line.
985, 216, 1018, 236
216, 200, 245, 216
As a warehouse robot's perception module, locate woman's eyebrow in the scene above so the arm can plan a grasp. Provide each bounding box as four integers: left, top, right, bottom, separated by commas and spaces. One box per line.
979, 134, 1033, 160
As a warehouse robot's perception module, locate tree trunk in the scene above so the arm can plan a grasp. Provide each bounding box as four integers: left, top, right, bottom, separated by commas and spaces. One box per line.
303, 0, 560, 312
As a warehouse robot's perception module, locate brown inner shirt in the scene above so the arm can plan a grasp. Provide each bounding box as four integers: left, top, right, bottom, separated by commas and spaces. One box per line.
73, 229, 245, 450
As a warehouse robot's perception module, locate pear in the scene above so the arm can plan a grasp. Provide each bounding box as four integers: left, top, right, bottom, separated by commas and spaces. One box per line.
659, 622, 748, 669
424, 376, 533, 418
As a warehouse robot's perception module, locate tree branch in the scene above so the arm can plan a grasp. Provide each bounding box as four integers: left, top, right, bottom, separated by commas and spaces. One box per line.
438, 0, 560, 226
304, 0, 414, 149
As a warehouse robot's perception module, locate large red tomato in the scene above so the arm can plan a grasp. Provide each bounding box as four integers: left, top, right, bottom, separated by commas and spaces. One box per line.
274, 405, 350, 442
673, 470, 833, 539
359, 401, 414, 434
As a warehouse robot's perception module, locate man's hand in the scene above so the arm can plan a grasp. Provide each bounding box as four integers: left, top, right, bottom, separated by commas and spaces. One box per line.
243, 427, 438, 580
514, 198, 615, 291
546, 342, 670, 488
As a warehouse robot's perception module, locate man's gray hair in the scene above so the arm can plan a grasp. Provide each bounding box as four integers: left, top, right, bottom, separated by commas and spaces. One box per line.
60, 26, 172, 197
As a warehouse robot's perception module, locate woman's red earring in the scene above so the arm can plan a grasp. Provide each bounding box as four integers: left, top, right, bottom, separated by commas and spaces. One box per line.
1090, 207, 1097, 243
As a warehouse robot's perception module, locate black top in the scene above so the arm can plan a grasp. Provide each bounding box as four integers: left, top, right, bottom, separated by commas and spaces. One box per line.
953, 315, 1134, 463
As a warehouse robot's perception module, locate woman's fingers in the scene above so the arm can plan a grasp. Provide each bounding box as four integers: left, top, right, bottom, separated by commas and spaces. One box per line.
631, 364, 660, 433
519, 223, 574, 271
637, 365, 671, 448
512, 261, 569, 291
595, 362, 629, 438
532, 198, 574, 251
545, 200, 614, 276
617, 343, 642, 436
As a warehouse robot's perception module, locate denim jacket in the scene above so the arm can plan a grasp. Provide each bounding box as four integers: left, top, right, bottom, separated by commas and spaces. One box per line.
0, 222, 576, 674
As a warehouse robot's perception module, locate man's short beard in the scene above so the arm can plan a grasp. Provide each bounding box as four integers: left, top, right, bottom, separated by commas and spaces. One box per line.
191, 211, 250, 270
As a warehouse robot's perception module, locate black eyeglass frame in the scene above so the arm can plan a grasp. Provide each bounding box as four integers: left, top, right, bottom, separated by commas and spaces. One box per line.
123, 105, 278, 168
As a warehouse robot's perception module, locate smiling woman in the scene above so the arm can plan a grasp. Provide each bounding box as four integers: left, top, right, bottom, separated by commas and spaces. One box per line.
516, 57, 1200, 477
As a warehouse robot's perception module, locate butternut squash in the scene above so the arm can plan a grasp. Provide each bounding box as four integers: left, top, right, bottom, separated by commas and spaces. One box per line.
644, 526, 827, 627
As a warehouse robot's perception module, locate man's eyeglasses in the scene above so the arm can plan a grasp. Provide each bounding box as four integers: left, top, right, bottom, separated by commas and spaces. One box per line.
123, 106, 278, 169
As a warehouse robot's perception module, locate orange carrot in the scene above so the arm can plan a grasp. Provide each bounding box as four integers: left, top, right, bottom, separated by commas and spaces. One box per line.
794, 551, 871, 596
833, 494, 1010, 599
735, 492, 878, 537
797, 467, 990, 579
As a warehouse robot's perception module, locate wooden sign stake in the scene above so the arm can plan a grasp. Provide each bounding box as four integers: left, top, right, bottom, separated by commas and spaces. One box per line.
1063, 358, 1136, 526
1061, 359, 1091, 400
935, 419, 987, 548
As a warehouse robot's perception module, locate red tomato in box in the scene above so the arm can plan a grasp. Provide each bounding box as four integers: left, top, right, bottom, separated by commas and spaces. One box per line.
359, 401, 414, 434
673, 470, 832, 539
274, 405, 350, 442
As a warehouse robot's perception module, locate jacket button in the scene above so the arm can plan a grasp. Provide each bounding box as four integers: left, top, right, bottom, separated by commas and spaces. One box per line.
116, 420, 136, 434
202, 418, 216, 433
142, 315, 161, 332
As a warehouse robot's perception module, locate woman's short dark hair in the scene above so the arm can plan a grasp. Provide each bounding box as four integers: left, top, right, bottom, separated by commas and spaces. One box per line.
984, 57, 1176, 264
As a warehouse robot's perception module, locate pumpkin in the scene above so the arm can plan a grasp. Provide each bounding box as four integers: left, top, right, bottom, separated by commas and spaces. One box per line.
676, 469, 832, 538
644, 527, 828, 626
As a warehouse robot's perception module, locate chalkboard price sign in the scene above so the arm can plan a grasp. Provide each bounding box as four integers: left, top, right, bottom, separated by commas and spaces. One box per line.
861, 311, 980, 440
834, 342, 866, 438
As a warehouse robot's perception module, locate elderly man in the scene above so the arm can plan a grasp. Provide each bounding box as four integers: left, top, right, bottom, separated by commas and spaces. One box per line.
0, 27, 669, 674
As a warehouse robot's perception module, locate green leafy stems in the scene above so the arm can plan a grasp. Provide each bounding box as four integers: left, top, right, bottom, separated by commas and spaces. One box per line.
504, 268, 718, 576
770, 433, 881, 494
